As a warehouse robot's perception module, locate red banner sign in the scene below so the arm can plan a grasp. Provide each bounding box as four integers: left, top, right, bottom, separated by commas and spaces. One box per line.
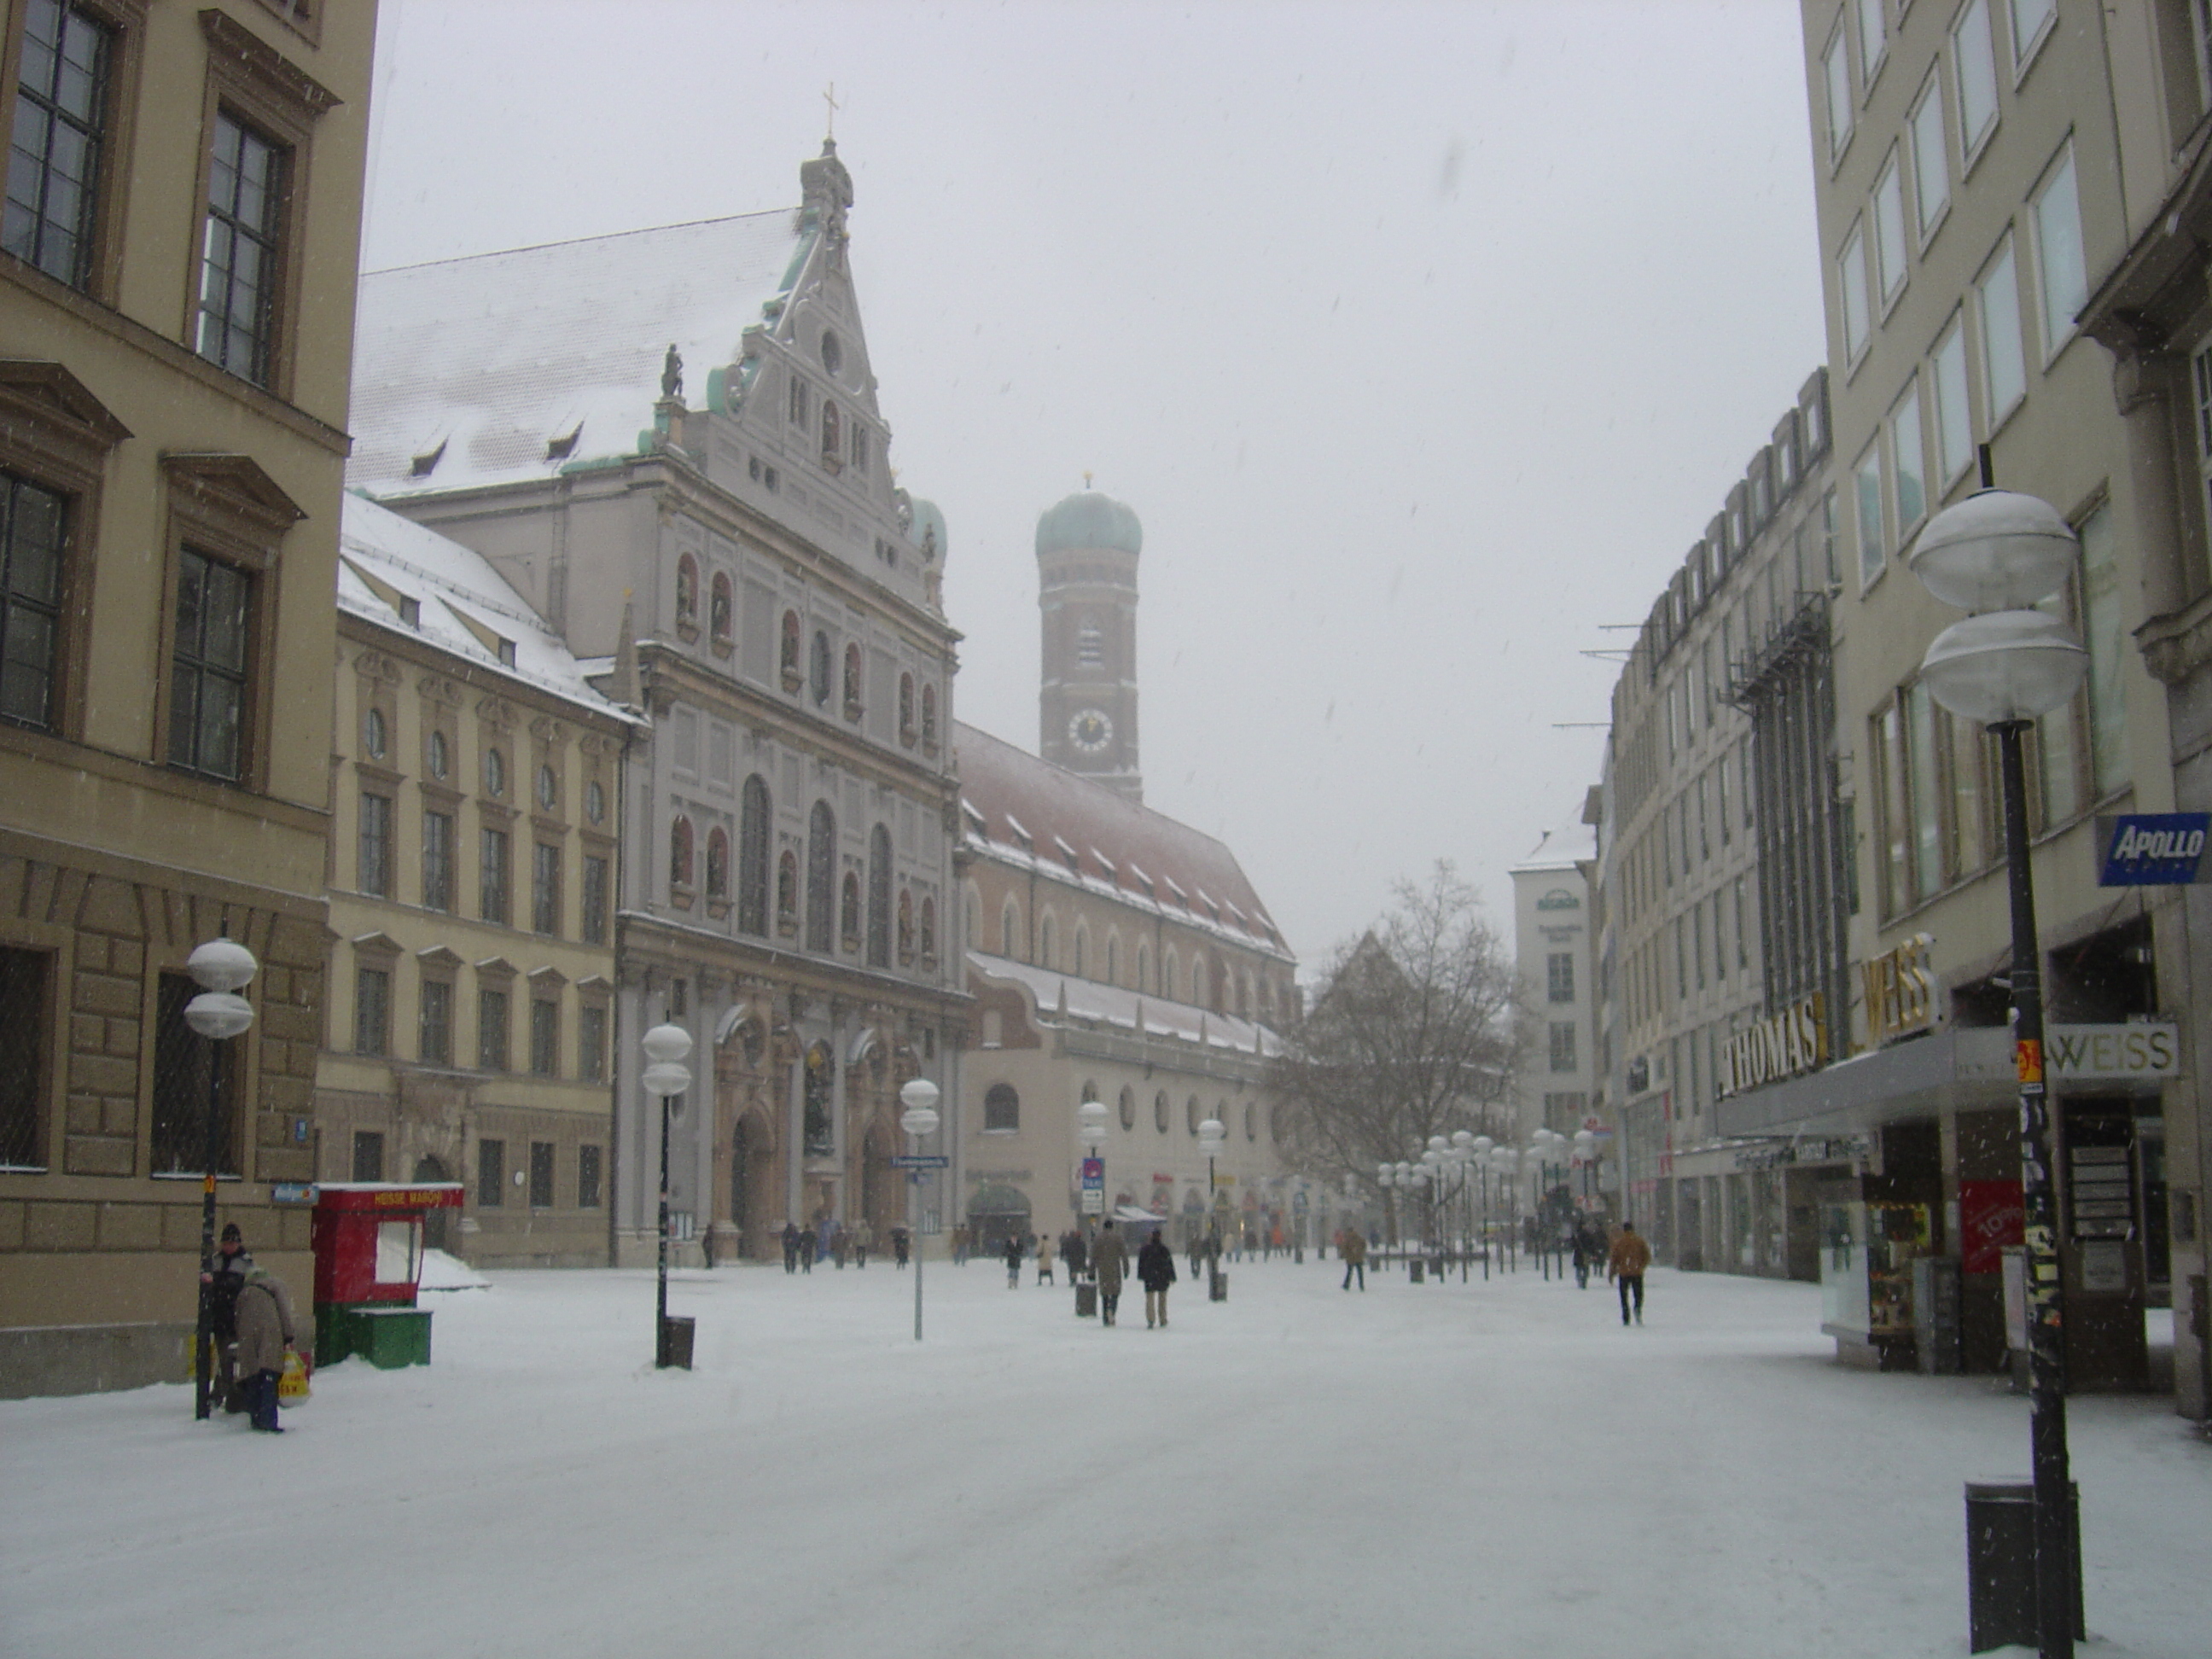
1959, 1179, 2024, 1274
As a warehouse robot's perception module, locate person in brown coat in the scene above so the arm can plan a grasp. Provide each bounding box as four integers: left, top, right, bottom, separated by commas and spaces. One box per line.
1607, 1220, 1653, 1326
233, 1266, 298, 1432
1091, 1220, 1127, 1325
1340, 1226, 1367, 1291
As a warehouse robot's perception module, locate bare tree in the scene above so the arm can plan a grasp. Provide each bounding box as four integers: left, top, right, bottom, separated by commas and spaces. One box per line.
1271, 862, 1524, 1193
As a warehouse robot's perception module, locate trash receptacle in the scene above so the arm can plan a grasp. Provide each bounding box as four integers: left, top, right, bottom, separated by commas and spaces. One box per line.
1409, 1259, 1425, 1284
1074, 1281, 1097, 1318
1965, 1480, 2081, 1653
1915, 1256, 1962, 1375
657, 1314, 696, 1370
1209, 1272, 1227, 1302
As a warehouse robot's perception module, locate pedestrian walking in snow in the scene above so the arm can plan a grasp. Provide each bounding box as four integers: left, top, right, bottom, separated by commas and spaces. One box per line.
952, 1224, 969, 1266
781, 1221, 801, 1273
1340, 1227, 1366, 1291
1035, 1232, 1055, 1285
1137, 1230, 1178, 1328
893, 1226, 911, 1268
1608, 1220, 1652, 1325
853, 1219, 872, 1269
200, 1222, 253, 1410
832, 1225, 850, 1268
1571, 1223, 1597, 1289
1091, 1220, 1127, 1325
233, 1265, 298, 1434
1186, 1230, 1204, 1282
1063, 1228, 1087, 1279
1004, 1231, 1024, 1288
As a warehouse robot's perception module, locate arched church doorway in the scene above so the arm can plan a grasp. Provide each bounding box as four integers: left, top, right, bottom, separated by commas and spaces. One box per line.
968, 1184, 1032, 1256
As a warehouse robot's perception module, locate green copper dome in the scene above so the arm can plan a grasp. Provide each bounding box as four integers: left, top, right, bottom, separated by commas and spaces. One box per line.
909, 498, 947, 563
1035, 490, 1142, 558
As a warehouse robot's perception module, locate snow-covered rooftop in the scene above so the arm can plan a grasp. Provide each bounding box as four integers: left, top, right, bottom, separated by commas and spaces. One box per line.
338, 492, 638, 726
954, 723, 1290, 961
1511, 818, 1598, 875
348, 211, 807, 498
968, 951, 1283, 1058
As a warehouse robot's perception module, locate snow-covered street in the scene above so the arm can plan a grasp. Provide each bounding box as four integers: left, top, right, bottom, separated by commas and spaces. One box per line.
5, 1257, 2203, 1658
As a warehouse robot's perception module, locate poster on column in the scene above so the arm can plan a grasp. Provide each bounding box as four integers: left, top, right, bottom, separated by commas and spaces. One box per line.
1959, 1179, 2024, 1275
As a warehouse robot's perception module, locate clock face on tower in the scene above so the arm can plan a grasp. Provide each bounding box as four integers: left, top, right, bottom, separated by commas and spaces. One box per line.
1068, 708, 1114, 754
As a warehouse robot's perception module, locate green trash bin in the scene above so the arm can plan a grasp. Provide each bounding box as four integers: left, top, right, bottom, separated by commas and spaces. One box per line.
354, 1306, 434, 1369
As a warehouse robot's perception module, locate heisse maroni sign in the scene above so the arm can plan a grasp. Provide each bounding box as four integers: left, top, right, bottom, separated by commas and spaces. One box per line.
1717, 997, 1826, 1099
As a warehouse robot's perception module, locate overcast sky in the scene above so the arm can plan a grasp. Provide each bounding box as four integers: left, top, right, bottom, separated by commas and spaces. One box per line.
359, 0, 1826, 973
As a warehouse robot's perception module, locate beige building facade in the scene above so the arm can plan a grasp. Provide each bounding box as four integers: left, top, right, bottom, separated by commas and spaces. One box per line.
314, 497, 635, 1267
1767, 0, 2190, 1387
0, 0, 375, 1394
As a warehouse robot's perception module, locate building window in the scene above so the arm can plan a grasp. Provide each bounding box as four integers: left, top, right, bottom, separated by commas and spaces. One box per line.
535, 762, 557, 812
669, 815, 694, 891
530, 998, 558, 1076
1839, 223, 1870, 364
839, 870, 861, 951
866, 824, 891, 968
1822, 25, 1852, 162
1977, 237, 2027, 424
1076, 621, 1104, 669
810, 629, 831, 706
1118, 1086, 1136, 1131
581, 853, 608, 946
2031, 143, 2085, 357
984, 1082, 1019, 1132
920, 684, 938, 748
806, 800, 835, 952
358, 791, 393, 897
919, 895, 936, 963
1546, 952, 1575, 1004
1155, 1091, 1171, 1133
422, 810, 455, 911
0, 947, 49, 1168
355, 965, 390, 1056
6, 0, 115, 288
419, 977, 451, 1066
579, 1004, 607, 1083
2010, 0, 2056, 67
476, 1138, 504, 1208
426, 728, 449, 780
0, 472, 67, 730
737, 775, 770, 934
168, 548, 252, 781
779, 609, 801, 687
2076, 505, 2127, 805
351, 1130, 384, 1184
1954, 0, 1999, 160
528, 1140, 555, 1209
196, 111, 287, 387
478, 987, 509, 1071
898, 889, 916, 966
1855, 0, 1885, 84
1854, 444, 1884, 587
842, 642, 863, 717
484, 745, 506, 797
1931, 319, 1972, 486
1872, 150, 1907, 304
532, 842, 561, 935
675, 555, 699, 631
1909, 79, 1948, 241
1889, 380, 1925, 534
705, 827, 729, 902
480, 828, 509, 924
899, 672, 916, 743
820, 398, 840, 463
578, 1144, 602, 1210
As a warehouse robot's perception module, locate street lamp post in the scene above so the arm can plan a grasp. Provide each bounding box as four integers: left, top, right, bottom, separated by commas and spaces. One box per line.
1470, 1134, 1494, 1278
642, 1022, 695, 1368
184, 937, 256, 1423
899, 1078, 940, 1342
1909, 485, 2090, 1659
1574, 1128, 1598, 1209
1200, 1118, 1226, 1298
1077, 1097, 1109, 1271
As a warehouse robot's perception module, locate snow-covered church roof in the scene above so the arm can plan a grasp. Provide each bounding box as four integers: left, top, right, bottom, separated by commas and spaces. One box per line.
348, 210, 807, 498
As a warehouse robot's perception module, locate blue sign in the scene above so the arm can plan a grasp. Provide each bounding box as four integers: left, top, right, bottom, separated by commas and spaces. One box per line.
2097, 813, 2211, 886
1080, 1157, 1103, 1190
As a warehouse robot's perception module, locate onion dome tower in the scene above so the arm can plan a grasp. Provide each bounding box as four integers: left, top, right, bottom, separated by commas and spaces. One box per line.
1036, 486, 1143, 801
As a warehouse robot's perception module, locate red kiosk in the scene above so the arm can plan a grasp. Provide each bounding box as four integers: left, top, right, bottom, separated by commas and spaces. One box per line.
311, 1183, 466, 1368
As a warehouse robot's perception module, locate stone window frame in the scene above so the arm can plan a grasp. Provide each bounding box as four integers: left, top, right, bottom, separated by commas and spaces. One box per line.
154, 453, 303, 792
0, 364, 129, 742
416, 945, 460, 1067
184, 8, 340, 402
0, 0, 149, 305
351, 931, 400, 1057
0, 916, 68, 1174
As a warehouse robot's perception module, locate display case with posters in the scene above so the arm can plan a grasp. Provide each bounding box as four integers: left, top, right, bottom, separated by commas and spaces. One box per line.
1819, 1200, 1931, 1369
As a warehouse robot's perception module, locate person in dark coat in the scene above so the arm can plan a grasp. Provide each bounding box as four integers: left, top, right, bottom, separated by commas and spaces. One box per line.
200, 1223, 253, 1409
1003, 1230, 1024, 1288
1091, 1220, 1127, 1324
1137, 1229, 1179, 1328
892, 1226, 911, 1268
233, 1265, 297, 1433
1062, 1228, 1087, 1279
781, 1221, 801, 1274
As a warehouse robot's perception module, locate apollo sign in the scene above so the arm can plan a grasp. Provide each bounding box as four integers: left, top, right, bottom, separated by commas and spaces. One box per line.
2097, 813, 2210, 886
1717, 997, 1826, 1099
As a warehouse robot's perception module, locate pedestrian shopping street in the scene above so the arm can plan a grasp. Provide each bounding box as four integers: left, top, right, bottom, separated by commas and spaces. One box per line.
4, 1254, 2201, 1659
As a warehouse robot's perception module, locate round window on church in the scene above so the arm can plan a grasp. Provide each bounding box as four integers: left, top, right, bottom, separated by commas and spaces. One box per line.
819, 329, 842, 376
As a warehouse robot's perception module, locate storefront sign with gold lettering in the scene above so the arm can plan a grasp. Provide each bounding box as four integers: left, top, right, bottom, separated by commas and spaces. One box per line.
1862, 933, 1936, 1046
1717, 997, 1827, 1098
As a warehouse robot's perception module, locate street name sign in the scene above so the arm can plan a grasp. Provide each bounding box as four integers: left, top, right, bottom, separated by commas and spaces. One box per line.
889, 1155, 950, 1169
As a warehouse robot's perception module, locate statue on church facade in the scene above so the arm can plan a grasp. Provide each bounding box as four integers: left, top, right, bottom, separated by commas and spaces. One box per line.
661, 343, 684, 401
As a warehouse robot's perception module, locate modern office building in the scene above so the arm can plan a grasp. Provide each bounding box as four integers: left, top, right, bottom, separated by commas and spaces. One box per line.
0, 0, 376, 1394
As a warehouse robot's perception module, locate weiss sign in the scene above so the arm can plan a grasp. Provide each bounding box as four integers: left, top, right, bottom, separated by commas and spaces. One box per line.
2043, 1024, 2179, 1080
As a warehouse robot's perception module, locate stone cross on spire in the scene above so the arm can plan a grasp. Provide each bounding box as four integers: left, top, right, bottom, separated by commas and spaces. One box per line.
823, 82, 841, 142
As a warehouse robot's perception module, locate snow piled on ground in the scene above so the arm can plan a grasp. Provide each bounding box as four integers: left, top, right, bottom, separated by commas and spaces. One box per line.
416, 1247, 491, 1291
3, 1258, 2203, 1658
